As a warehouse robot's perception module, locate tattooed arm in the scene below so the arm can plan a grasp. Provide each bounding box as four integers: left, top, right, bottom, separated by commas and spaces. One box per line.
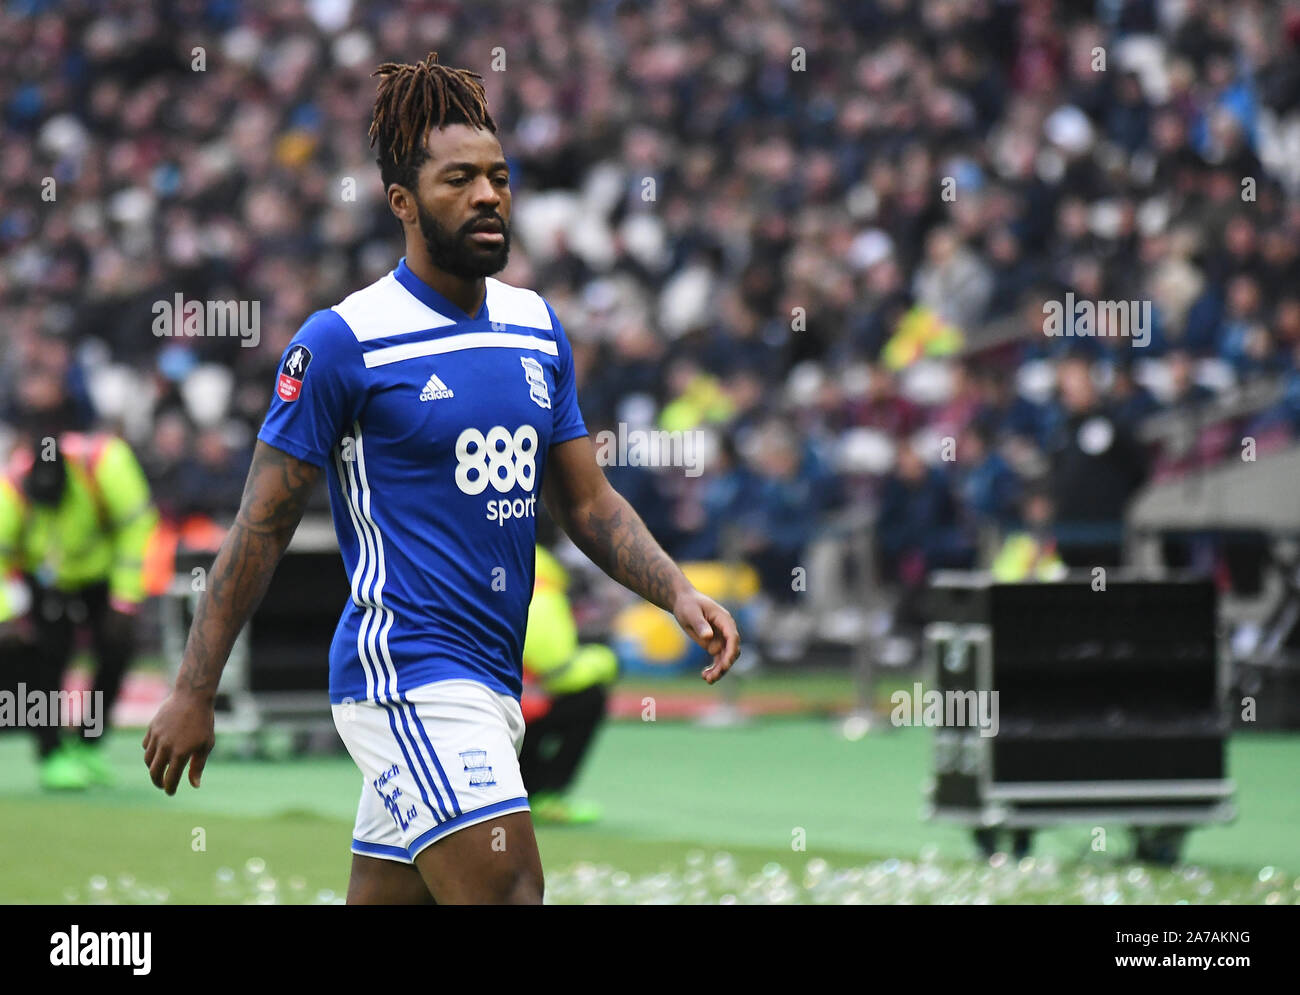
542, 436, 740, 683
144, 441, 321, 793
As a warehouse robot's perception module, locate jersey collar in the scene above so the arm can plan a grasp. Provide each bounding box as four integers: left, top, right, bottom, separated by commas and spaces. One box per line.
394, 257, 488, 324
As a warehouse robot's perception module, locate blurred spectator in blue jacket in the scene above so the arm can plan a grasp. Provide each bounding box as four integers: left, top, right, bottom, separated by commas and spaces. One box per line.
173, 427, 250, 521
670, 434, 753, 563
878, 443, 975, 586
1164, 349, 1216, 411
1217, 275, 1277, 376
1110, 362, 1160, 429
734, 421, 835, 602
952, 420, 1022, 531
973, 363, 1048, 447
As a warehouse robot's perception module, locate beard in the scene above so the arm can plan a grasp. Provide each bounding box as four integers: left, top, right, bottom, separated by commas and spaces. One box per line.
416, 201, 511, 279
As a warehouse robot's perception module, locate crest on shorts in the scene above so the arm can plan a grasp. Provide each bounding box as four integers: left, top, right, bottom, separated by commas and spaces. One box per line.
460, 748, 496, 787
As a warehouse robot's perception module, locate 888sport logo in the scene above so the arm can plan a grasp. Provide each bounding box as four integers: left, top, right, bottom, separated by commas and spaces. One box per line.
455, 425, 539, 526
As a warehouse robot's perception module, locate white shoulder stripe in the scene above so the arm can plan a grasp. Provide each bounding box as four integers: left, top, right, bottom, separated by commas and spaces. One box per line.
485, 278, 553, 330
332, 272, 457, 342
364, 331, 558, 368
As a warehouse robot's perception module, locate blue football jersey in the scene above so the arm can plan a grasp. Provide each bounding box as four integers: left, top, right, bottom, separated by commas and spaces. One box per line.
258, 258, 588, 704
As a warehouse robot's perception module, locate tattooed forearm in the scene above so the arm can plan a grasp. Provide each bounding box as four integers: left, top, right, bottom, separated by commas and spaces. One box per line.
177, 442, 320, 699
568, 493, 688, 612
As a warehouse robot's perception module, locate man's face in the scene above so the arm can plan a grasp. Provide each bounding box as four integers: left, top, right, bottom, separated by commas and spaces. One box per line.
408, 124, 512, 279
897, 446, 924, 483
1058, 360, 1095, 412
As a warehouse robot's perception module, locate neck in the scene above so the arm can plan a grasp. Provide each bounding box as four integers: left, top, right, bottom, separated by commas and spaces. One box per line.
404, 241, 486, 317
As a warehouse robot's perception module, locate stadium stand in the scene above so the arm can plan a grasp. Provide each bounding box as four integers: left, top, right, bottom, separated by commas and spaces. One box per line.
3, 0, 1300, 668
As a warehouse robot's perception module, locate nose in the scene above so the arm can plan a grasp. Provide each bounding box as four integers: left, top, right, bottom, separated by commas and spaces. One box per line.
469, 174, 501, 211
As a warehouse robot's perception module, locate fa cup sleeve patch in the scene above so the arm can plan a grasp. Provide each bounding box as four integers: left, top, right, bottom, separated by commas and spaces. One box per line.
277, 345, 313, 401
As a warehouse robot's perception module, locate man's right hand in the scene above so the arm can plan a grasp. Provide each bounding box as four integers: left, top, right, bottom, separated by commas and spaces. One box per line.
140, 441, 321, 796
143, 690, 216, 794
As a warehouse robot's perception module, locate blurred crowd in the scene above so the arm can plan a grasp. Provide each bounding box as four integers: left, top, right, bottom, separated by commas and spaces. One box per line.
3, 0, 1300, 614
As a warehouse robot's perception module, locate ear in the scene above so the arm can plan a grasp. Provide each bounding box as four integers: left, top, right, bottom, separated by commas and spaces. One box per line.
387, 183, 417, 225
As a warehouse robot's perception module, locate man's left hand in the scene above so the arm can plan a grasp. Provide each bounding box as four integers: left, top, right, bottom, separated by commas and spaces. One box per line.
672, 589, 740, 684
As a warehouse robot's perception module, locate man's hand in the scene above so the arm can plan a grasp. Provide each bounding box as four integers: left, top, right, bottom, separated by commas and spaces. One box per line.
143, 690, 216, 794
672, 588, 741, 684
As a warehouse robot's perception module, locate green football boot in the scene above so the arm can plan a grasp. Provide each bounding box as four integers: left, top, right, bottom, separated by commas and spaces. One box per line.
68, 739, 116, 786
39, 745, 90, 791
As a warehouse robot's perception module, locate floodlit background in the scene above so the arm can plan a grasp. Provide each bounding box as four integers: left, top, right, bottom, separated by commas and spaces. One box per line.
2, 0, 1300, 904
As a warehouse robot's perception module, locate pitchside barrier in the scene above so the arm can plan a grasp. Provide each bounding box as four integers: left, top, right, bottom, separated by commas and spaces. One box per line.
922, 571, 1235, 865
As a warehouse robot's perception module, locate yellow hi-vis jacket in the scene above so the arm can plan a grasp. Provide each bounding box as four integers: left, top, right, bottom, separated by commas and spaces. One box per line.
991, 532, 1067, 583
0, 433, 158, 622
523, 545, 617, 696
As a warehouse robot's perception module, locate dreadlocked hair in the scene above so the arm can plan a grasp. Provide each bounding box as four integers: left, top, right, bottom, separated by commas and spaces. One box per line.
368, 51, 496, 191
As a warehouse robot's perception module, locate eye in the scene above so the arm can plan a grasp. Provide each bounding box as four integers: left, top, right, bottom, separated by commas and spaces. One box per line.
446, 175, 470, 186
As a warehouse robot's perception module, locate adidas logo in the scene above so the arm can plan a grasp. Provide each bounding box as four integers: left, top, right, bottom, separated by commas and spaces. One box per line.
419, 372, 454, 401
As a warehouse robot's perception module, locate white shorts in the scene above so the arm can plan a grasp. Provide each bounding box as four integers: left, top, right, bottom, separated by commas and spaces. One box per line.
332, 678, 530, 864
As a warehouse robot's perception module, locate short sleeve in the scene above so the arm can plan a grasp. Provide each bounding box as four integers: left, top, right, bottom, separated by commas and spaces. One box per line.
257, 309, 364, 468
545, 302, 588, 447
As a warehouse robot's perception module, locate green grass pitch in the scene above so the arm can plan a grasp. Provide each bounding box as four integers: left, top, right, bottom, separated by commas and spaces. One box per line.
1, 701, 1297, 904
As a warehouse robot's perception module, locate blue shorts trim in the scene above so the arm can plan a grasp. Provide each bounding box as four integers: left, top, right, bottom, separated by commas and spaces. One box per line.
407, 797, 531, 860
351, 798, 532, 864
351, 839, 410, 861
